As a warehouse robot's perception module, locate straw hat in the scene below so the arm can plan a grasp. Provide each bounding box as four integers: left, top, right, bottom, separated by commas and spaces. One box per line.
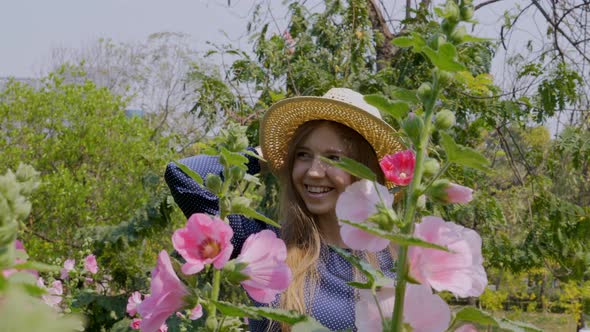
260, 88, 403, 174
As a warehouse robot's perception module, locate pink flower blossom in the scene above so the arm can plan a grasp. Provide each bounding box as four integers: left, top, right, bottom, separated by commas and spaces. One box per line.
127, 291, 143, 316
172, 213, 234, 275
2, 240, 38, 278
355, 284, 450, 332
235, 230, 291, 303
189, 304, 203, 320
336, 180, 393, 252
404, 284, 451, 332
60, 259, 75, 279
84, 254, 98, 274
379, 150, 416, 186
138, 251, 190, 332
130, 318, 141, 330
445, 183, 473, 203
408, 216, 487, 297
158, 324, 168, 332
455, 324, 479, 332
37, 277, 63, 308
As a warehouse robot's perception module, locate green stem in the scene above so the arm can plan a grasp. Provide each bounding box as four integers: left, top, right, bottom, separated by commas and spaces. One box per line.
390, 76, 439, 331
209, 269, 222, 319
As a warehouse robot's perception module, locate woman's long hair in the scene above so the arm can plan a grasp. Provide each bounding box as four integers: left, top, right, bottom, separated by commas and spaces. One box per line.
276, 120, 386, 330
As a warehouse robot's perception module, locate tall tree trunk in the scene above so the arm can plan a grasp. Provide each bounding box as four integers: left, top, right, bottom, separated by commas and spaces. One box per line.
366, 0, 396, 71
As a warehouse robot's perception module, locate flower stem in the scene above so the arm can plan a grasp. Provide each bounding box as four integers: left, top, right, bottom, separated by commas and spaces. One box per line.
390, 75, 439, 331
208, 269, 222, 327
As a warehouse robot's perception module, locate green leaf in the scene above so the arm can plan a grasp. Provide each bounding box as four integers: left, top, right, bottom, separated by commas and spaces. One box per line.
364, 94, 410, 121
212, 300, 308, 324
320, 156, 376, 182
390, 87, 419, 104
338, 220, 450, 252
231, 200, 281, 228
391, 37, 414, 48
292, 317, 332, 332
392, 32, 426, 52
174, 161, 203, 185
439, 132, 489, 171
498, 318, 543, 332
422, 43, 466, 72
331, 246, 394, 289
244, 149, 267, 163
220, 147, 249, 170
13, 261, 59, 272
453, 307, 498, 326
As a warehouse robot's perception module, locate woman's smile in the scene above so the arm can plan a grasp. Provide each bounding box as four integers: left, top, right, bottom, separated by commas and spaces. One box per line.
292, 124, 354, 217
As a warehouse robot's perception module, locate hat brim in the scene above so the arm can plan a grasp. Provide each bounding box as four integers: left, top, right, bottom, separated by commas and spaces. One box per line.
260, 96, 403, 175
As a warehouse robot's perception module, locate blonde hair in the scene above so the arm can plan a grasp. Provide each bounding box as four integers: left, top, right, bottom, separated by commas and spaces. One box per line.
275, 121, 387, 331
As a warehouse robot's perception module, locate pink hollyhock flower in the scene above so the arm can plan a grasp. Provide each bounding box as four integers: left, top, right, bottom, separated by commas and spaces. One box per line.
379, 150, 416, 186
189, 304, 203, 320
404, 284, 451, 332
158, 324, 168, 332
336, 180, 393, 252
355, 284, 450, 332
2, 240, 38, 278
235, 230, 291, 303
408, 216, 487, 297
455, 324, 478, 332
37, 278, 63, 308
172, 213, 234, 275
138, 251, 190, 332
127, 291, 143, 316
130, 318, 141, 330
60, 259, 75, 279
84, 254, 98, 274
445, 183, 473, 203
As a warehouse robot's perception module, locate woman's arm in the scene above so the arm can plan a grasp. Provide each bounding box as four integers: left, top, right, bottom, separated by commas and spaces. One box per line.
164, 147, 275, 254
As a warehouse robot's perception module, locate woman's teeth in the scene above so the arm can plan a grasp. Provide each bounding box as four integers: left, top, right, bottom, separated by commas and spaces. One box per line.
306, 185, 332, 193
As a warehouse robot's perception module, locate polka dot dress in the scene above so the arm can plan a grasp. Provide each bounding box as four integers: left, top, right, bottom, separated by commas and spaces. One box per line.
164, 149, 396, 332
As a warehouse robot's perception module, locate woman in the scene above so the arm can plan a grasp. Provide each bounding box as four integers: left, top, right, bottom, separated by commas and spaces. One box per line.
165, 88, 402, 331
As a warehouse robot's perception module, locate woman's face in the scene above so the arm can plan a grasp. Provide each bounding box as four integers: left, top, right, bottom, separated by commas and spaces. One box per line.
291, 123, 354, 219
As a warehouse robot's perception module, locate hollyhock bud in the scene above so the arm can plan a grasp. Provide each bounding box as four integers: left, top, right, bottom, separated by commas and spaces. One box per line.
450, 26, 468, 44
429, 179, 473, 204
461, 6, 474, 21
234, 230, 291, 303
434, 109, 456, 130
84, 254, 98, 274
172, 213, 234, 275
336, 180, 394, 252
445, 1, 461, 22
379, 150, 416, 186
205, 174, 222, 195
423, 158, 440, 177
130, 318, 141, 330
408, 216, 487, 297
428, 34, 446, 50
401, 113, 424, 147
138, 251, 191, 332
417, 82, 434, 104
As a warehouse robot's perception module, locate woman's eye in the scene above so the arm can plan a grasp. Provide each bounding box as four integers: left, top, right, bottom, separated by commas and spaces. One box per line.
327, 155, 341, 161
296, 151, 311, 159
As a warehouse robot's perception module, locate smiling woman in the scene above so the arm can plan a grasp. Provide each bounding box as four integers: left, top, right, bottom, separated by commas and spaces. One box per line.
165, 88, 403, 331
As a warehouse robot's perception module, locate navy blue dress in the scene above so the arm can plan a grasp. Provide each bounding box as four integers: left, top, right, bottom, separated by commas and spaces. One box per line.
164, 149, 396, 331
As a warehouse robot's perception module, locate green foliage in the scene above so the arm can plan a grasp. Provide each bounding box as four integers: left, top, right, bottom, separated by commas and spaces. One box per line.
0, 69, 179, 293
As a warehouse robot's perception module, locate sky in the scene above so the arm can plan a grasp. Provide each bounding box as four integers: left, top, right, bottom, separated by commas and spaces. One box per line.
0, 0, 524, 79
0, 0, 268, 78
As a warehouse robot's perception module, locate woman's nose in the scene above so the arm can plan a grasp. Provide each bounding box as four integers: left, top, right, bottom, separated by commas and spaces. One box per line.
306, 157, 326, 177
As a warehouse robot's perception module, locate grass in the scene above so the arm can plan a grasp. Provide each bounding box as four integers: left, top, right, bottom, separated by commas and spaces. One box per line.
487, 311, 577, 332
